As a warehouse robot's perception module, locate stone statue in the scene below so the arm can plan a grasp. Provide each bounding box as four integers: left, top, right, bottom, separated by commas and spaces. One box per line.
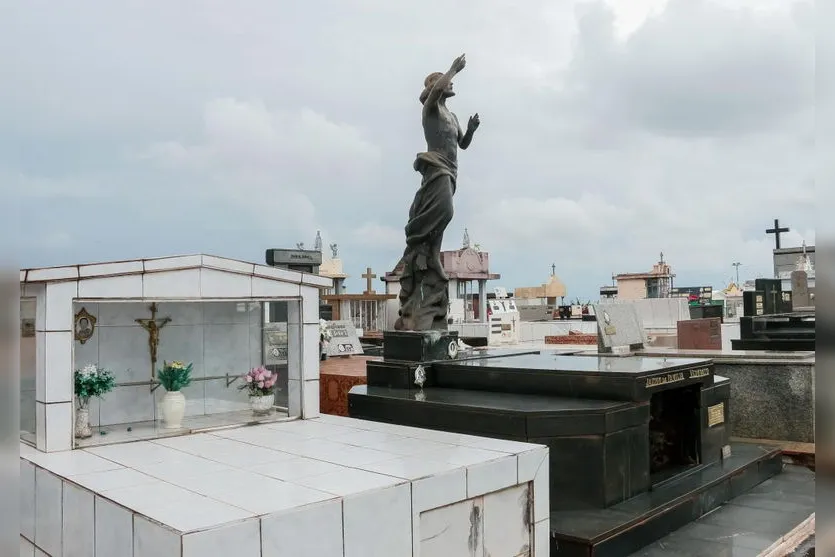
395, 53, 480, 331
329, 243, 339, 258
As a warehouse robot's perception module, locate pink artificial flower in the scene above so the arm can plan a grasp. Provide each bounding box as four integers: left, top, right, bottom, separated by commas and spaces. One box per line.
257, 381, 265, 388
246, 375, 253, 383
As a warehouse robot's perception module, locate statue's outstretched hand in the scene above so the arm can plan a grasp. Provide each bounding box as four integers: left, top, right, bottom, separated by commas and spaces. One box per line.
467, 113, 480, 131
450, 54, 466, 73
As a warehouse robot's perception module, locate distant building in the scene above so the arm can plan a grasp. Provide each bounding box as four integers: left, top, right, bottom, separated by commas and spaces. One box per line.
605, 254, 675, 301
774, 243, 815, 291
383, 237, 500, 323
514, 273, 567, 307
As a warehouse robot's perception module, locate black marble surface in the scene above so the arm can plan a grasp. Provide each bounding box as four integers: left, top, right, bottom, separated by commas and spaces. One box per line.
628, 465, 815, 557
549, 444, 785, 556
382, 330, 460, 362
715, 361, 815, 442
434, 354, 715, 402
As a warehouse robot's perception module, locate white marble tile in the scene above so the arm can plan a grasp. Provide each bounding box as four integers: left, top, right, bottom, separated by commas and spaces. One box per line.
200, 268, 252, 298
35, 332, 45, 402
45, 402, 72, 452
95, 496, 134, 557
62, 481, 95, 557
271, 418, 355, 439
143, 269, 201, 298
412, 468, 467, 514
143, 255, 202, 272
464, 436, 544, 454
418, 496, 483, 557
423, 445, 509, 467
302, 379, 319, 418
182, 518, 261, 557
132, 454, 235, 485
24, 448, 122, 477
133, 515, 182, 557
34, 468, 62, 557
300, 274, 333, 288
342, 434, 456, 457
288, 379, 302, 417
518, 448, 550, 523
28, 266, 79, 283
152, 433, 295, 466
291, 467, 405, 496
343, 482, 412, 557
79, 260, 144, 278
44, 281, 77, 331
78, 274, 144, 298
84, 440, 185, 467
20, 460, 35, 541
168, 468, 336, 515
301, 288, 320, 324
247, 455, 351, 481
482, 483, 532, 557
301, 323, 320, 380
44, 331, 73, 402
202, 255, 255, 274
467, 454, 518, 498
251, 276, 299, 298
534, 518, 550, 557
35, 403, 45, 450
70, 468, 158, 492
253, 264, 302, 283
20, 536, 34, 557
358, 453, 459, 480
261, 498, 344, 557
202, 323, 251, 378
106, 481, 255, 533
278, 438, 391, 467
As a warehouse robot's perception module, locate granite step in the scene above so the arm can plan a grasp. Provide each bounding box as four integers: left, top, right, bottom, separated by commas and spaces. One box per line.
549, 443, 784, 556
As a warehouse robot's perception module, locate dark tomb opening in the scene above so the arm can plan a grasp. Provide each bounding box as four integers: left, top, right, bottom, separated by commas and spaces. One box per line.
649, 385, 701, 484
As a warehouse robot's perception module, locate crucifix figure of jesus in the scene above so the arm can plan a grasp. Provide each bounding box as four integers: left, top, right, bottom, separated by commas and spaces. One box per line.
135, 303, 171, 380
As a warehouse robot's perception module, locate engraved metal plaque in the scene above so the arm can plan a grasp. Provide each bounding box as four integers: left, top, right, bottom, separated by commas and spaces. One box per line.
603, 325, 617, 335
707, 402, 725, 427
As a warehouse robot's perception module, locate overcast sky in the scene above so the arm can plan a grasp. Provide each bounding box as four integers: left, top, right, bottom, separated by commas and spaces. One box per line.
2, 0, 818, 299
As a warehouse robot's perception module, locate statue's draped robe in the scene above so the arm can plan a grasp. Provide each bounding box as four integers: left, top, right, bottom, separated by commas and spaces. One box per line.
394, 151, 457, 331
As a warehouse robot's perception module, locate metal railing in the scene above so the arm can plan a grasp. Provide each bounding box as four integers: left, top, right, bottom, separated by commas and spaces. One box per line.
113, 374, 242, 393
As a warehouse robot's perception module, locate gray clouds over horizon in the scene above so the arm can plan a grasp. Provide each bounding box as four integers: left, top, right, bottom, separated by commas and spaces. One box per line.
2, 0, 819, 299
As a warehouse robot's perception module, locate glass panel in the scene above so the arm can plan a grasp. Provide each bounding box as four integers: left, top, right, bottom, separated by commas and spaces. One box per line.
72, 299, 300, 448
20, 298, 36, 445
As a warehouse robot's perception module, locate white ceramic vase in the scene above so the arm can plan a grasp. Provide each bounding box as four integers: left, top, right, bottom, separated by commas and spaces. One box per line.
161, 391, 186, 429
250, 393, 275, 416
74, 407, 92, 439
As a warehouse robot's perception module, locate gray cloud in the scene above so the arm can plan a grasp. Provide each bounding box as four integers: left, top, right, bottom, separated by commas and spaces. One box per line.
2, 0, 815, 297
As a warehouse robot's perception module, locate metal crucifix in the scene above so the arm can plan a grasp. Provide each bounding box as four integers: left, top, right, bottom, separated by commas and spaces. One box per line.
135, 303, 171, 380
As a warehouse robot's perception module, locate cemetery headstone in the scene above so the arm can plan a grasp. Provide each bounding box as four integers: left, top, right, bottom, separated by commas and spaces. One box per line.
755, 278, 783, 314
593, 303, 648, 354
791, 270, 811, 309
324, 320, 364, 357
742, 290, 765, 317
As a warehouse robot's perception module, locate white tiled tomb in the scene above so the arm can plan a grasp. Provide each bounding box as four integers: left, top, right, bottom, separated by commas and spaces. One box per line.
20, 415, 550, 557
19, 254, 330, 452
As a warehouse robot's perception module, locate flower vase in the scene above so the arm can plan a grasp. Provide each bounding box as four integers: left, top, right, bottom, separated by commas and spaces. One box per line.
161, 391, 186, 429
74, 407, 92, 439
250, 393, 275, 416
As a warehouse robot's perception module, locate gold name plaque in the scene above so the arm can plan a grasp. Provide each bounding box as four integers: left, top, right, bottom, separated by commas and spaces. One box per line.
603, 325, 617, 335
644, 367, 712, 389
707, 403, 725, 427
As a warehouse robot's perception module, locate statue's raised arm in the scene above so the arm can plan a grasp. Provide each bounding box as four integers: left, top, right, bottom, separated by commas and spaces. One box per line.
420, 54, 467, 108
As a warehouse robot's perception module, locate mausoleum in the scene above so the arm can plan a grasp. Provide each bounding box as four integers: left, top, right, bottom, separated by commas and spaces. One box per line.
20, 254, 548, 557
19, 254, 331, 451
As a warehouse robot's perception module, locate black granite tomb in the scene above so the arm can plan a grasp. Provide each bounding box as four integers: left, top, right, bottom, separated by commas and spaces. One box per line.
349, 349, 783, 556
732, 312, 815, 351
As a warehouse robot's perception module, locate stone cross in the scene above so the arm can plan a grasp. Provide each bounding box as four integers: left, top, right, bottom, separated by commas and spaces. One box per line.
362, 267, 377, 295
766, 219, 789, 250
551, 263, 556, 276
135, 303, 172, 380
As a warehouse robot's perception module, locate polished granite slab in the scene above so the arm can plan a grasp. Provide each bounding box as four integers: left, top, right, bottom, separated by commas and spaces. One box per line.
433, 353, 715, 402
549, 443, 785, 556
628, 464, 815, 556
